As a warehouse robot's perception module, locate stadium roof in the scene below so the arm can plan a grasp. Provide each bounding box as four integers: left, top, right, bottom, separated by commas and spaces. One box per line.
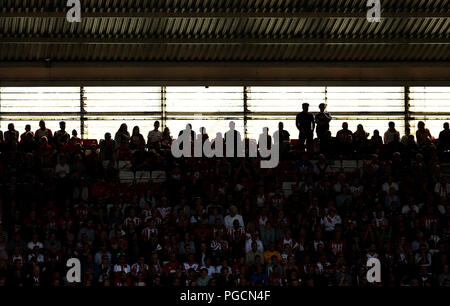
0, 0, 449, 85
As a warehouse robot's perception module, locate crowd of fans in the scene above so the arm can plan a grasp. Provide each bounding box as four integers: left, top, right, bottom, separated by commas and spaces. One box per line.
0, 106, 449, 287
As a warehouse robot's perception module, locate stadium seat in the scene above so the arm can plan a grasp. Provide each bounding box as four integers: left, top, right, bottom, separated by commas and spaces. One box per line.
119, 170, 135, 183
118, 160, 132, 169
282, 182, 296, 197
151, 171, 167, 183
135, 171, 151, 183
82, 139, 98, 148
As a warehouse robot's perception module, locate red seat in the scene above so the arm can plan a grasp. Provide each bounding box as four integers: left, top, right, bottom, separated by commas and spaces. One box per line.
290, 139, 299, 147
82, 139, 98, 148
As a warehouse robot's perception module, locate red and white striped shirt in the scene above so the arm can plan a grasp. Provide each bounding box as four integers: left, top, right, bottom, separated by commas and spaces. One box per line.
131, 263, 149, 275
183, 262, 200, 272
124, 216, 141, 228
141, 226, 158, 241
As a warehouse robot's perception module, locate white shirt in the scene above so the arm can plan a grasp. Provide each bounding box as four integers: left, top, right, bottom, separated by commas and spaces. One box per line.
382, 182, 399, 193
224, 214, 244, 229
384, 129, 400, 144
147, 130, 162, 144
55, 163, 70, 178
27, 241, 43, 250
321, 214, 342, 232
401, 205, 419, 215
215, 265, 232, 274
245, 238, 264, 253
333, 182, 348, 193
114, 264, 131, 274
201, 265, 217, 276
434, 183, 450, 197
350, 185, 364, 195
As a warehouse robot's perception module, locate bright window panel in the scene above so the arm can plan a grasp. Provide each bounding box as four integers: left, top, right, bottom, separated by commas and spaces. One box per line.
83, 87, 162, 112
247, 87, 325, 113
246, 116, 297, 140
166, 87, 244, 112
410, 87, 450, 112
409, 87, 450, 136
326, 87, 405, 112
0, 87, 80, 113
166, 116, 244, 140
84, 116, 160, 141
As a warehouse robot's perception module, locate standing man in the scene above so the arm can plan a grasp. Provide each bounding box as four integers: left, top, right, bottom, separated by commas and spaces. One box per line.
147, 121, 163, 150
383, 122, 400, 145
4, 123, 19, 150
296, 103, 315, 152
54, 121, 69, 148
315, 103, 332, 152
273, 122, 290, 158
35, 120, 53, 143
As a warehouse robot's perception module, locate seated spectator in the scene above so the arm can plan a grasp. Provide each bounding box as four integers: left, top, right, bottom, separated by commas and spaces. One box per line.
382, 176, 399, 194
384, 187, 401, 211
416, 121, 432, 147
114, 255, 131, 277
245, 232, 264, 254
246, 242, 264, 265
415, 244, 432, 267
438, 264, 450, 286
197, 268, 212, 286
36, 136, 54, 164
249, 264, 269, 285
68, 129, 82, 149
264, 243, 282, 264
55, 155, 70, 179
321, 207, 342, 233
27, 233, 43, 250
313, 154, 332, 178
434, 176, 450, 197
224, 206, 244, 229
183, 253, 200, 272
297, 152, 313, 180
401, 197, 420, 215
385, 133, 405, 158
